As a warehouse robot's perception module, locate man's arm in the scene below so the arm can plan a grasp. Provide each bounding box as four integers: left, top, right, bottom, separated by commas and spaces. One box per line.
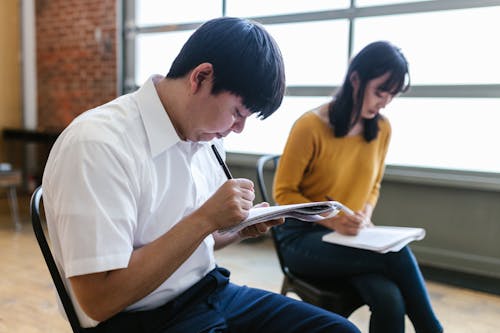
70, 178, 254, 322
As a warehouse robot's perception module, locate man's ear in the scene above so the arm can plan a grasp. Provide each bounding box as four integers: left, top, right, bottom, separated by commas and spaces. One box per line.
189, 63, 214, 94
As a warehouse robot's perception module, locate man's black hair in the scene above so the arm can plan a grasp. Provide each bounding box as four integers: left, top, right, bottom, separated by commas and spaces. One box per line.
167, 17, 286, 119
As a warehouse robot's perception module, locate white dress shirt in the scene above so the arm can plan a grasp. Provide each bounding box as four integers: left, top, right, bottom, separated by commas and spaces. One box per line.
42, 76, 226, 327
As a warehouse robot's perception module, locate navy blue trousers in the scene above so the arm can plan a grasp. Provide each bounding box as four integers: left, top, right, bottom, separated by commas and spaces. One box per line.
275, 219, 443, 333
85, 266, 359, 333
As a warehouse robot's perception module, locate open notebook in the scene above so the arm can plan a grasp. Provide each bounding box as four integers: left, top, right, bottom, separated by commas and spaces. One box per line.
218, 201, 348, 234
322, 226, 425, 253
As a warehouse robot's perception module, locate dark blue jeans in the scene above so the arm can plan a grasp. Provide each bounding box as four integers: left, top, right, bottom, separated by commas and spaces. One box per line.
85, 266, 360, 333
275, 219, 443, 333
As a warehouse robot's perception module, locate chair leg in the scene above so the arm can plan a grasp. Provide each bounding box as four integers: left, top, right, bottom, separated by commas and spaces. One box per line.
7, 186, 21, 231
280, 276, 291, 295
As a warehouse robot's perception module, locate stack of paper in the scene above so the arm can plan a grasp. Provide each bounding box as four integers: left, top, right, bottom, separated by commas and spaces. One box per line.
219, 201, 347, 234
322, 226, 425, 253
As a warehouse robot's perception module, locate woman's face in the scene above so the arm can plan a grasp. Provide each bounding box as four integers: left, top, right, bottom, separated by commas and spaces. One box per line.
353, 72, 395, 120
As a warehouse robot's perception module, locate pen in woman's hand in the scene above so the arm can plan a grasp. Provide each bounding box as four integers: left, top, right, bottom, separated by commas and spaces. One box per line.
325, 195, 355, 216
327, 196, 367, 227
211, 144, 233, 180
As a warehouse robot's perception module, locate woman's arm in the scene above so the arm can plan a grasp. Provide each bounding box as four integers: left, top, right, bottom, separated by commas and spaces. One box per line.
274, 114, 316, 204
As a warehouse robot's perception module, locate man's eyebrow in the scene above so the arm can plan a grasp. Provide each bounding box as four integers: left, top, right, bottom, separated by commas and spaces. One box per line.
239, 107, 252, 117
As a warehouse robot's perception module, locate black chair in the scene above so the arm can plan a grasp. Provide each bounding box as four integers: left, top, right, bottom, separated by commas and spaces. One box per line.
30, 186, 84, 333
256, 155, 364, 317
0, 166, 22, 231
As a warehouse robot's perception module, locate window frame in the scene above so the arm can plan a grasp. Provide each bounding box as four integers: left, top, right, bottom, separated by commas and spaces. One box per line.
121, 0, 500, 190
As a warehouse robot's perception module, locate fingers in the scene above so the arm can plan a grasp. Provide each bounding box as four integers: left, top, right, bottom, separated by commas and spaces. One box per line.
199, 178, 258, 231
238, 224, 262, 238
229, 178, 255, 204
331, 214, 364, 235
238, 217, 283, 239
342, 225, 362, 236
253, 201, 270, 208
223, 179, 255, 210
267, 217, 284, 227
343, 212, 364, 228
232, 178, 254, 191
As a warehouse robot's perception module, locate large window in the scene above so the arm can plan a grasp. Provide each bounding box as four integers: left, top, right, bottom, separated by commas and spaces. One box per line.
124, 0, 500, 174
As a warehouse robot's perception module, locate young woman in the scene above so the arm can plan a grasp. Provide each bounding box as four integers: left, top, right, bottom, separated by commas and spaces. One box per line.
273, 41, 443, 333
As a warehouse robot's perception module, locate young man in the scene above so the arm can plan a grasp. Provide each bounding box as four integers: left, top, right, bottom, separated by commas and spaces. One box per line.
42, 17, 360, 333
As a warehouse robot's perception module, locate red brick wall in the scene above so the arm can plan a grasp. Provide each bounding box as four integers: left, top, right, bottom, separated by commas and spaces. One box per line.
36, 0, 118, 131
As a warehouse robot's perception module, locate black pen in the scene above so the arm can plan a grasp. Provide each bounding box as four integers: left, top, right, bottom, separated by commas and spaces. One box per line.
211, 144, 233, 180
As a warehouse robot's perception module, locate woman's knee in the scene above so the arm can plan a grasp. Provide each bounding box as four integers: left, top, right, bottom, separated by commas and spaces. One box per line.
353, 275, 406, 319
369, 286, 406, 319
391, 245, 417, 264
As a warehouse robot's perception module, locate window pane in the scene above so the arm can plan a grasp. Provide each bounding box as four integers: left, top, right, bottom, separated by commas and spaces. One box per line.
136, 0, 221, 26
265, 21, 349, 86
356, 0, 431, 6
226, 96, 500, 174
353, 7, 500, 84
226, 0, 349, 17
135, 31, 193, 85
384, 98, 500, 173
224, 96, 331, 155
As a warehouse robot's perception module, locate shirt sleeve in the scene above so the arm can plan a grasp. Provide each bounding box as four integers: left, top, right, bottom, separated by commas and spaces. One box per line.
44, 139, 139, 278
273, 114, 317, 205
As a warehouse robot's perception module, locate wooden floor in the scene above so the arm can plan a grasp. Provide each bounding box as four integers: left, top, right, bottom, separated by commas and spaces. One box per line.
1, 198, 500, 333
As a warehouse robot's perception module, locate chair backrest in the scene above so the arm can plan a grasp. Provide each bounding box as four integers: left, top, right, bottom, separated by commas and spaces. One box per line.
256, 155, 293, 274
30, 186, 84, 333
256, 154, 280, 204
256, 156, 365, 317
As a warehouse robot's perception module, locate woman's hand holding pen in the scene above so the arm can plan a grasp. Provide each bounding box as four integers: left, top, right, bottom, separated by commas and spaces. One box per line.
323, 195, 372, 235
319, 211, 370, 236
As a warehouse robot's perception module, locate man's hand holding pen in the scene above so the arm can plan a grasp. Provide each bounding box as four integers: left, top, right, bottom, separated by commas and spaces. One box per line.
210, 144, 283, 238
207, 144, 254, 230
203, 180, 283, 239
199, 178, 255, 232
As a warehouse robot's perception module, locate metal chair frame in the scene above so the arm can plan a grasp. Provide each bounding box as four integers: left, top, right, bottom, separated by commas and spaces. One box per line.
0, 168, 22, 230
256, 155, 364, 317
30, 186, 84, 333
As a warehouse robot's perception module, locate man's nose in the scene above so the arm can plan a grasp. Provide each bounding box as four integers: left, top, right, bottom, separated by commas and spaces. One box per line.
231, 117, 246, 133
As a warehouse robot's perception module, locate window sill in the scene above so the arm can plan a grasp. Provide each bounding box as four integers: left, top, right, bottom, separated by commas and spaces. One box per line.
227, 152, 500, 193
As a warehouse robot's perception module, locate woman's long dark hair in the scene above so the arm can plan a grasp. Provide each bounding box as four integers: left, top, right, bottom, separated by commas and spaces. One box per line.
328, 41, 410, 142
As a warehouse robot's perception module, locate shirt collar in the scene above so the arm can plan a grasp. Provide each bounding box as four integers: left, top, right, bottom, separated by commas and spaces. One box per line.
135, 75, 181, 157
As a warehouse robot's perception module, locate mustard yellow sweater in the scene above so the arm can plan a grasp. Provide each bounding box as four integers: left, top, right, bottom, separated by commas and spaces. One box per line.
273, 111, 391, 211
